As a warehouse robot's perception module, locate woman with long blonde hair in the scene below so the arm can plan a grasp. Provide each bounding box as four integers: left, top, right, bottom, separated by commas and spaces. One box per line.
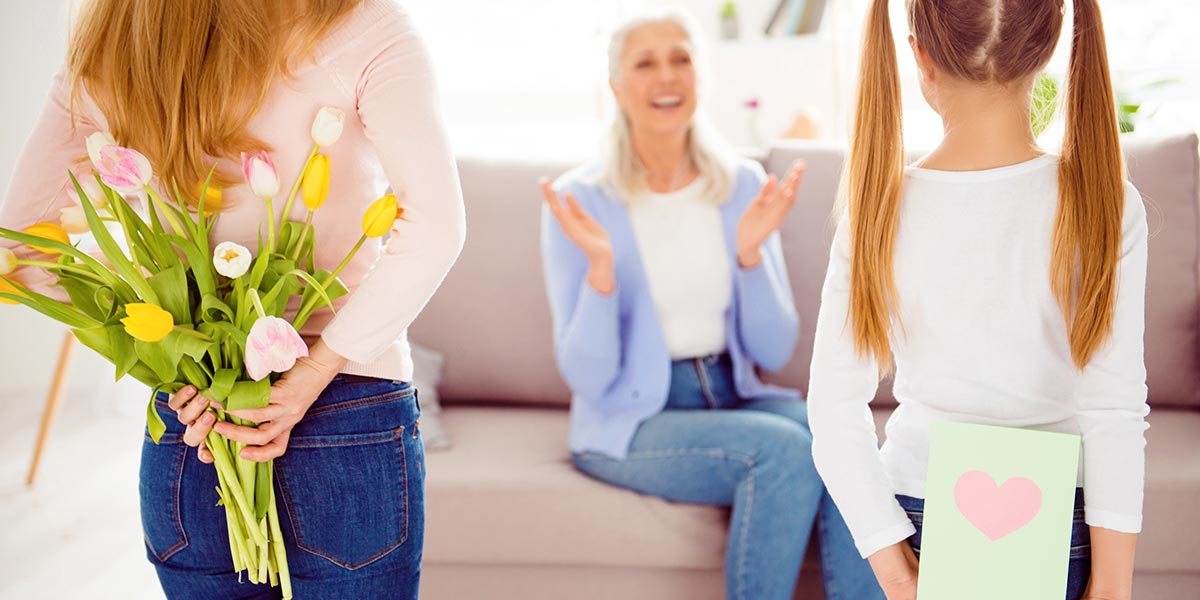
0, 0, 465, 596
808, 1, 1147, 599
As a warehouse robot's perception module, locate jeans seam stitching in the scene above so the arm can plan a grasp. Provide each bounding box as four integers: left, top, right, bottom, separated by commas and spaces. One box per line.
147, 441, 190, 562
736, 470, 755, 600
304, 388, 415, 419
614, 448, 755, 467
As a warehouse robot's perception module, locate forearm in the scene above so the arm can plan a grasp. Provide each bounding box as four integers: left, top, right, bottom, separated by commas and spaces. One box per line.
1084, 528, 1137, 599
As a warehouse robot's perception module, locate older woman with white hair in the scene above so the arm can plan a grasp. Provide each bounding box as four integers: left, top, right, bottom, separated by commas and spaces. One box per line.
538, 10, 883, 600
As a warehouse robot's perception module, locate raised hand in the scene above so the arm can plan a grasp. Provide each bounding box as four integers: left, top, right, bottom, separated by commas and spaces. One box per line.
540, 178, 616, 294
736, 161, 805, 269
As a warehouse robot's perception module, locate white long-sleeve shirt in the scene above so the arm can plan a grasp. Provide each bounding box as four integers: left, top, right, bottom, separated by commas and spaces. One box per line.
808, 154, 1150, 558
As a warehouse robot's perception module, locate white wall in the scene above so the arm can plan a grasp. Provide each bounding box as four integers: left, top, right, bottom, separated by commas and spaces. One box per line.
0, 1, 138, 412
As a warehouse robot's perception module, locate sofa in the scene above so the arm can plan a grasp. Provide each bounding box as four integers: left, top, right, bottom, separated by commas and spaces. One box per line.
409, 134, 1200, 599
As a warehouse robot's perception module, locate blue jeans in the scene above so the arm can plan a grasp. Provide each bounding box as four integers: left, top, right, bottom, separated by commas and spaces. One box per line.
896, 489, 1091, 599
141, 375, 425, 599
573, 353, 884, 600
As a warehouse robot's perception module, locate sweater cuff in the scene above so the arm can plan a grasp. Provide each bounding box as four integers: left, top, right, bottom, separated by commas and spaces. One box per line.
1084, 507, 1142, 534
855, 520, 919, 559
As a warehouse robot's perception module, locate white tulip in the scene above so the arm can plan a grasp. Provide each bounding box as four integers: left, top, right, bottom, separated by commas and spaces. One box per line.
59, 206, 91, 234
212, 241, 252, 279
0, 248, 16, 275
68, 175, 109, 211
311, 107, 345, 147
86, 132, 117, 168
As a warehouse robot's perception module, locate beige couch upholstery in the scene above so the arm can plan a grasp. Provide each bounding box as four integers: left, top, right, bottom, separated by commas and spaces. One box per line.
411, 135, 1200, 599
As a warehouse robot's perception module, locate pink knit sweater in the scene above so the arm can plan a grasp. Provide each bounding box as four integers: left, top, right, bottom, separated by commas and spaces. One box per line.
0, 0, 466, 382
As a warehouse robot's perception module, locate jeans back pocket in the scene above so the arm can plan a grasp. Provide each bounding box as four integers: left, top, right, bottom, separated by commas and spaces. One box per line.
276, 427, 410, 570
139, 431, 190, 562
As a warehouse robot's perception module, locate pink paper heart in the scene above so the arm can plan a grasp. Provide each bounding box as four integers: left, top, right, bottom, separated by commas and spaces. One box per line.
954, 471, 1042, 541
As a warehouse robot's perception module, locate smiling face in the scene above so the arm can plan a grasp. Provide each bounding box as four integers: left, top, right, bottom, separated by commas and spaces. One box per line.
610, 20, 698, 139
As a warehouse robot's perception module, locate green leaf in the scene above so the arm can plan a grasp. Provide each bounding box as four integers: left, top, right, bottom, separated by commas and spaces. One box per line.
68, 172, 159, 304
206, 369, 239, 403
148, 265, 192, 325
0, 226, 137, 303
0, 276, 96, 329
168, 328, 214, 363
108, 325, 138, 380
57, 273, 105, 321
200, 294, 235, 323
178, 356, 211, 389
72, 326, 162, 388
135, 339, 178, 382
106, 185, 175, 271
147, 390, 166, 444
226, 379, 271, 411
164, 234, 216, 298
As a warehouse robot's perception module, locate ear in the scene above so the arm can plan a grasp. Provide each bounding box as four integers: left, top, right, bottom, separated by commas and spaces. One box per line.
609, 78, 627, 112
909, 34, 936, 85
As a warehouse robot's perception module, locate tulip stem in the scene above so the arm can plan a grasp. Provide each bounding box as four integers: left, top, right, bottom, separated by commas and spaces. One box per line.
16, 260, 109, 285
289, 211, 314, 262
247, 288, 267, 320
265, 197, 277, 256
290, 234, 365, 331
143, 186, 186, 238
280, 145, 320, 226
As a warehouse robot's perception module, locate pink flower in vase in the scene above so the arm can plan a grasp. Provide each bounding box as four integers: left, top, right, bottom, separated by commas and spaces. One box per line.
245, 316, 309, 381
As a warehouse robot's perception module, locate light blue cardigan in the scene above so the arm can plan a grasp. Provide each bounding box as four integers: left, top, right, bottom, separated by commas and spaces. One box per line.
541, 158, 802, 460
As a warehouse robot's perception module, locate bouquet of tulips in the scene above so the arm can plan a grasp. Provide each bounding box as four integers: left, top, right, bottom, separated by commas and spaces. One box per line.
0, 107, 401, 598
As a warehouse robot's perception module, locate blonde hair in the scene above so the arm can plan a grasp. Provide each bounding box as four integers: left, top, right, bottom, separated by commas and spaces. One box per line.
67, 0, 363, 207
600, 10, 734, 205
848, 0, 1123, 371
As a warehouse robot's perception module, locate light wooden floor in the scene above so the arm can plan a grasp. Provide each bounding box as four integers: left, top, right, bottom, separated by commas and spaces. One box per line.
1, 380, 165, 599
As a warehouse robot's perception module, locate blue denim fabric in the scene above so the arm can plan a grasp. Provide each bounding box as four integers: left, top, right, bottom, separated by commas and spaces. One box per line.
896, 489, 1091, 599
141, 375, 424, 600
573, 354, 884, 600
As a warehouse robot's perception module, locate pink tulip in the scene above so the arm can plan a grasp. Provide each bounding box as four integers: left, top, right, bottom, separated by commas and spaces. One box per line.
96, 145, 153, 194
245, 316, 309, 381
241, 151, 280, 199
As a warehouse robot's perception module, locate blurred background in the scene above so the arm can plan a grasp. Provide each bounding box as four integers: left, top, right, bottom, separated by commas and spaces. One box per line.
1, 0, 1197, 597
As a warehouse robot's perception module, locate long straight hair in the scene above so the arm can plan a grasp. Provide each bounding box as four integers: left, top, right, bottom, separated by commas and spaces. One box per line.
847, 0, 1123, 371
67, 0, 363, 207
600, 10, 734, 205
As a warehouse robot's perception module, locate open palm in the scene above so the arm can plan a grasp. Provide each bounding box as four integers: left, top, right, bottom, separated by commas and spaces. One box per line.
540, 178, 612, 264
736, 162, 804, 267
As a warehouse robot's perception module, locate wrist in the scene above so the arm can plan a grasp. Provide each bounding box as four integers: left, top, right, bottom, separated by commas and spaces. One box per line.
305, 339, 349, 380
737, 247, 763, 269
587, 256, 616, 295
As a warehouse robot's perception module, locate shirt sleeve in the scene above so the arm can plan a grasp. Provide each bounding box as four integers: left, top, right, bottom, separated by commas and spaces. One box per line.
1075, 182, 1150, 533
807, 213, 916, 558
319, 9, 467, 364
0, 66, 98, 299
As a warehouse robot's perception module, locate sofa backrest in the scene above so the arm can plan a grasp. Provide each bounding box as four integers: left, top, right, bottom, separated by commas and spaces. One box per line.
411, 134, 1200, 409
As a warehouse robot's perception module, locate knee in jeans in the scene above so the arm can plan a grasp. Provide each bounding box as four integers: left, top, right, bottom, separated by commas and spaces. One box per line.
748, 417, 816, 473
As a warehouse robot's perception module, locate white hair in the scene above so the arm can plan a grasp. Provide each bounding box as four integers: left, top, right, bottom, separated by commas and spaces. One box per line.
597, 9, 735, 205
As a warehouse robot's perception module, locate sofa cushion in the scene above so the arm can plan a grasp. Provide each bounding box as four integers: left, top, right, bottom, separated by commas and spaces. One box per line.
765, 134, 1200, 408
423, 405, 1199, 574
409, 157, 578, 407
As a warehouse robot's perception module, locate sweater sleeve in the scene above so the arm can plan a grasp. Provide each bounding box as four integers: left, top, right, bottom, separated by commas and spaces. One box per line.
808, 214, 916, 558
319, 9, 467, 364
733, 164, 800, 371
0, 67, 98, 299
1075, 182, 1150, 533
540, 184, 621, 399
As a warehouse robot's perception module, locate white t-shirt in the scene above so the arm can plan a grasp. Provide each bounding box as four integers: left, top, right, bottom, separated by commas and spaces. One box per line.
808, 154, 1150, 558
629, 177, 732, 360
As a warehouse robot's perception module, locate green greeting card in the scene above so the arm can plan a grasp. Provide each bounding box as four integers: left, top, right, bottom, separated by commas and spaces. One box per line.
916, 422, 1081, 600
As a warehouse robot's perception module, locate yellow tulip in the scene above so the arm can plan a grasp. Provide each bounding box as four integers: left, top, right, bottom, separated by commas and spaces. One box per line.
195, 181, 223, 215
302, 154, 331, 211
362, 194, 399, 238
121, 303, 174, 342
24, 222, 70, 254
0, 277, 23, 305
